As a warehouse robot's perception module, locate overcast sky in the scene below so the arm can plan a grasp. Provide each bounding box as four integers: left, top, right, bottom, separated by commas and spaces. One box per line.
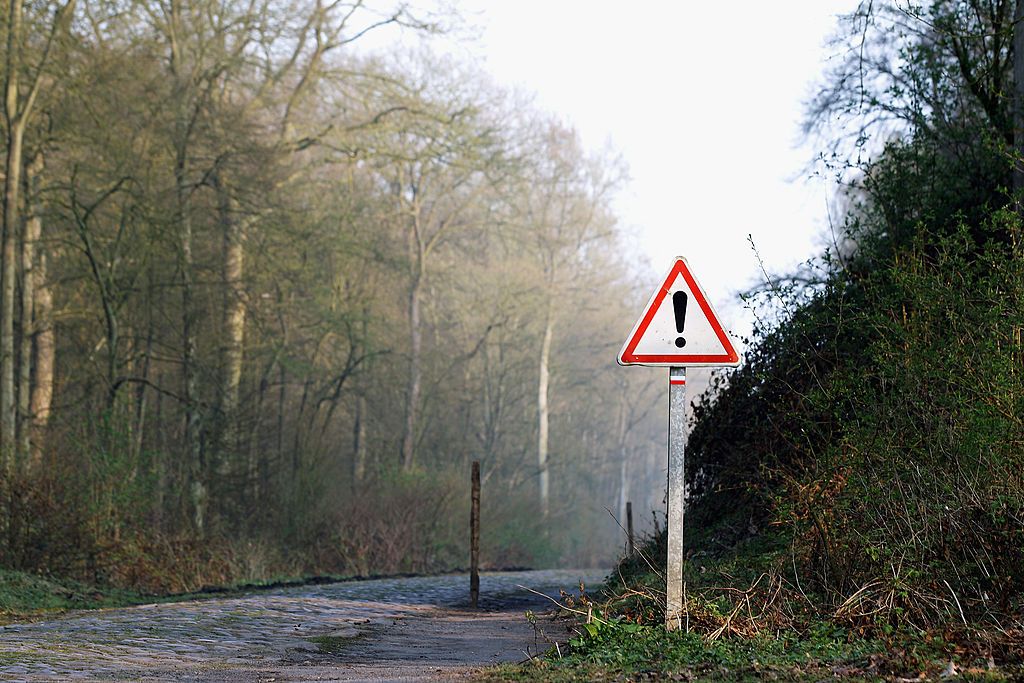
361, 1, 861, 342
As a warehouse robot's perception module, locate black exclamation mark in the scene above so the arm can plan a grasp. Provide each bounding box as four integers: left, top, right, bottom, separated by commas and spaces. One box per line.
673, 291, 687, 348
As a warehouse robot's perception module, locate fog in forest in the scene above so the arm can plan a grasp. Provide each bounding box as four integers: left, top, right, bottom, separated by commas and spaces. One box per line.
0, 0, 682, 590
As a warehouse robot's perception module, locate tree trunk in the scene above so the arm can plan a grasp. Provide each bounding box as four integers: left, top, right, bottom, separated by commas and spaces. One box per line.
277, 362, 286, 462
615, 400, 628, 526
130, 338, 151, 482
353, 393, 367, 484
1014, 0, 1024, 198
132, 267, 156, 466
214, 173, 246, 476
165, 0, 204, 533
1, 0, 72, 469
1, 0, 27, 466
247, 354, 278, 506
537, 305, 553, 518
152, 377, 164, 526
292, 376, 312, 476
2, 130, 23, 465
17, 153, 42, 464
351, 309, 369, 485
401, 271, 423, 471
28, 238, 52, 471
247, 369, 266, 504
177, 153, 204, 533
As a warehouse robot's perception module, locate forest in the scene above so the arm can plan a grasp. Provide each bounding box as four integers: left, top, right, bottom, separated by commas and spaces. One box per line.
0, 0, 668, 592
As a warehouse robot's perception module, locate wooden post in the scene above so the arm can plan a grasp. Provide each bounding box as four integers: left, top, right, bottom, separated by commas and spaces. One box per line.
626, 501, 635, 556
470, 460, 480, 608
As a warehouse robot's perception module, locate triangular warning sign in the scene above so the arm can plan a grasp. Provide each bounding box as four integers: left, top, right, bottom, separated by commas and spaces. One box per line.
617, 257, 740, 367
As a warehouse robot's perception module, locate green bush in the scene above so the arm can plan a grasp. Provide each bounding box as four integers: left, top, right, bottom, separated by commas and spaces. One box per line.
682, 212, 1024, 628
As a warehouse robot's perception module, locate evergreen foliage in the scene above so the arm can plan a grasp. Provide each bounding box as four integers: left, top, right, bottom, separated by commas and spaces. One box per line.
604, 0, 1024, 641
682, 0, 1024, 629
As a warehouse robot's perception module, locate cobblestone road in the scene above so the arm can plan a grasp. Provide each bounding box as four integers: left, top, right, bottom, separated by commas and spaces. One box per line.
0, 569, 605, 681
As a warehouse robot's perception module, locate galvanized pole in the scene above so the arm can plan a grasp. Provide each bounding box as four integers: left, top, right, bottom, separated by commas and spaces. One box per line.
666, 367, 687, 630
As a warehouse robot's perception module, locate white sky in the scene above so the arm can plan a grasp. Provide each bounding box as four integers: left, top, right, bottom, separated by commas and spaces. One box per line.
362, 0, 861, 342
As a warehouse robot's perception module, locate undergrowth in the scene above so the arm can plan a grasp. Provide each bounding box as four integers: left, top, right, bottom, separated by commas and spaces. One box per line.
0, 566, 357, 624
490, 211, 1024, 682
0, 569, 146, 619
488, 525, 1023, 681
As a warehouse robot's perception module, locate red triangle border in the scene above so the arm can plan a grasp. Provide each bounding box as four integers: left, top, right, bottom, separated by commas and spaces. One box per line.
618, 258, 740, 366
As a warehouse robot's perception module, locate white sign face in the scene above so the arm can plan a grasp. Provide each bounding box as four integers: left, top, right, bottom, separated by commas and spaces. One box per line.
617, 256, 740, 367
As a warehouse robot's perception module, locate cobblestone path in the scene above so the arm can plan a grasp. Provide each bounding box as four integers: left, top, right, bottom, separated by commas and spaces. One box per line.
0, 569, 604, 681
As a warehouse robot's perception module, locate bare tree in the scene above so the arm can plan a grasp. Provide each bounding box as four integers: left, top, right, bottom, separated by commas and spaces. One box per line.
511, 121, 623, 517
1, 0, 74, 464
356, 66, 510, 471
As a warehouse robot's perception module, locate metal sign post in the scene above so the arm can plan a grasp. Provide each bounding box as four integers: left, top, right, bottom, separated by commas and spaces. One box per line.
666, 367, 686, 630
616, 256, 740, 632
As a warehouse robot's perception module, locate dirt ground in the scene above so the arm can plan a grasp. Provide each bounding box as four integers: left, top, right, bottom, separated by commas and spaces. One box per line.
261, 604, 569, 682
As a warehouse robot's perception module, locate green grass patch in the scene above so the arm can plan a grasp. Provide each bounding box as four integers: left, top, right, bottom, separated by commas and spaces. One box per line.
0, 567, 351, 623
307, 634, 355, 654
488, 618, 1022, 682
487, 523, 1023, 681
0, 569, 149, 620
0, 650, 58, 666
518, 620, 883, 681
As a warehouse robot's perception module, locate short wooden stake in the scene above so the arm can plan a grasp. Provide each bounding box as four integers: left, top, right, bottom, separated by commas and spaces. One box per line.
626, 501, 635, 556
470, 460, 480, 608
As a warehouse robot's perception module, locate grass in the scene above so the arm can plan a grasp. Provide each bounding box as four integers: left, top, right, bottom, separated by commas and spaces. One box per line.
487, 598, 1021, 682
0, 569, 150, 620
485, 624, 884, 681
307, 634, 357, 654
0, 565, 477, 624
0, 651, 57, 666
484, 520, 1024, 682
0, 567, 358, 624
